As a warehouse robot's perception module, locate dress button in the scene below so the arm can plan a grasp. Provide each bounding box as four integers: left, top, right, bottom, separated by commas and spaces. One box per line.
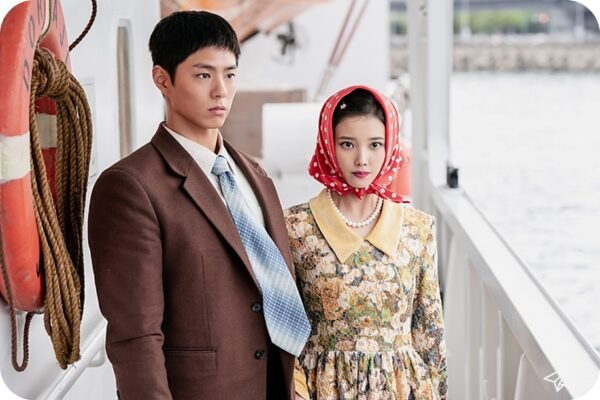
250, 303, 262, 312
254, 349, 266, 360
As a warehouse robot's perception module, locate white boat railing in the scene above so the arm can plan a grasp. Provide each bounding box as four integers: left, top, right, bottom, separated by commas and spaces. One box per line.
406, 0, 600, 396
0, 319, 108, 400
38, 321, 107, 400
422, 179, 600, 400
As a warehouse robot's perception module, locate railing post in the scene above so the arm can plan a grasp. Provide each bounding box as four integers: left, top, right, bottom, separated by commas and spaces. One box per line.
407, 0, 454, 210
406, 0, 427, 208
426, 0, 453, 189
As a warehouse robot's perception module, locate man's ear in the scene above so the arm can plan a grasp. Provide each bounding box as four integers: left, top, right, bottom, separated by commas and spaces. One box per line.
152, 65, 171, 95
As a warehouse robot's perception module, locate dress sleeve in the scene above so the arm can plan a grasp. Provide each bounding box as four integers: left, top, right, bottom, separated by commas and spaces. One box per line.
411, 217, 448, 399
284, 209, 311, 400
283, 209, 301, 266
294, 358, 310, 399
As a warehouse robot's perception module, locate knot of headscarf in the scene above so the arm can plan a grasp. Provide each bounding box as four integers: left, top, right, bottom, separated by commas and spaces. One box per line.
307, 85, 408, 202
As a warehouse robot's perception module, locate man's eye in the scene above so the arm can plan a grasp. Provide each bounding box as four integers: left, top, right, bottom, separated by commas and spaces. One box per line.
197, 73, 210, 79
226, 73, 236, 79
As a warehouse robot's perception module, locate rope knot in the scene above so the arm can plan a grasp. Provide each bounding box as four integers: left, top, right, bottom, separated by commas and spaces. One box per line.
33, 48, 70, 101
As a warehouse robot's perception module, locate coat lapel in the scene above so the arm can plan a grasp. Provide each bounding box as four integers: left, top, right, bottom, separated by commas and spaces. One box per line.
151, 126, 259, 288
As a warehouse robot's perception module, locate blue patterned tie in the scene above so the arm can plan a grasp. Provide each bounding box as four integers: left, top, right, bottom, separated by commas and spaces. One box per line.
211, 155, 310, 356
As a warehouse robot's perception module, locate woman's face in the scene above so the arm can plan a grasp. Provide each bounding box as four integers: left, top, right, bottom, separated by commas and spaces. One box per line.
334, 115, 386, 190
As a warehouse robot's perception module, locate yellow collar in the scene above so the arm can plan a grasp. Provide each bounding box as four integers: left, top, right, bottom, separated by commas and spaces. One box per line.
309, 189, 405, 263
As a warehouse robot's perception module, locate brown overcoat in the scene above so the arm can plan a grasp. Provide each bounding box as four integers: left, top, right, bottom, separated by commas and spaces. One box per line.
88, 125, 295, 399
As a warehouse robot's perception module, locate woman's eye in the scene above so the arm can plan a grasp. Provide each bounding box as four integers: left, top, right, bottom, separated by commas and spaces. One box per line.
340, 142, 353, 149
371, 142, 384, 149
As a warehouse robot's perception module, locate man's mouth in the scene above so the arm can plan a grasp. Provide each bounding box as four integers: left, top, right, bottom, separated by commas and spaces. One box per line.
209, 106, 227, 116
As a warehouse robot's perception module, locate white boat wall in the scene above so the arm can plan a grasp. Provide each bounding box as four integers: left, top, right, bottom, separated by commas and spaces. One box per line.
0, 0, 163, 398
1, 0, 600, 399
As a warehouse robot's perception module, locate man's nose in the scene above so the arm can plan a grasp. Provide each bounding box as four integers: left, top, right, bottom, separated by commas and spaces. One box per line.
212, 77, 227, 98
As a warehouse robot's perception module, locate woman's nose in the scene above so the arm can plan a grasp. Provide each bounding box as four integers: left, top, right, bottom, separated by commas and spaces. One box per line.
355, 152, 367, 166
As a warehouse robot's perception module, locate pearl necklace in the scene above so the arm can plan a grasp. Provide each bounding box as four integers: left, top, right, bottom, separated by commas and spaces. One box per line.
327, 189, 383, 228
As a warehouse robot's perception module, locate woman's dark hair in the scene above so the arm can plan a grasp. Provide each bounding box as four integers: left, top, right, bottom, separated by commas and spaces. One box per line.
148, 11, 241, 83
332, 89, 386, 130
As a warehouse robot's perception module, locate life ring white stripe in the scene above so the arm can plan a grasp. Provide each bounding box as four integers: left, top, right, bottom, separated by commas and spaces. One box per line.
36, 113, 58, 148
0, 132, 31, 183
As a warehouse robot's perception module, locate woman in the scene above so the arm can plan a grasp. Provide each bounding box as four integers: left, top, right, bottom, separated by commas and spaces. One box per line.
286, 85, 447, 400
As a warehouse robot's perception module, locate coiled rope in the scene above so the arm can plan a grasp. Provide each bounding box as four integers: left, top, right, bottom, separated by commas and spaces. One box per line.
31, 46, 92, 369
0, 45, 93, 372
0, 46, 92, 371
0, 240, 35, 371
0, 0, 96, 372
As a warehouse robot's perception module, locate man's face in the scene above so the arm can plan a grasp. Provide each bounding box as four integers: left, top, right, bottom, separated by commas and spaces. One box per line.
156, 46, 237, 135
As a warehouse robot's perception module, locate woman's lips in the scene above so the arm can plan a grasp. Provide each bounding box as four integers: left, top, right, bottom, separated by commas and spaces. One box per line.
352, 171, 370, 178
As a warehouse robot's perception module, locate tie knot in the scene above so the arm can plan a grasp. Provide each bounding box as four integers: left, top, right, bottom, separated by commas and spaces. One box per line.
211, 155, 230, 176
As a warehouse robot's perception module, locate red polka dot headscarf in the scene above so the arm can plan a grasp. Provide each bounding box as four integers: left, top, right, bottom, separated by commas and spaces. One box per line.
308, 85, 408, 202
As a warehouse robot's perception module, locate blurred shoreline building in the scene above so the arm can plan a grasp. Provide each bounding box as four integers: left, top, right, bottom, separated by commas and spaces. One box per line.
390, 0, 600, 74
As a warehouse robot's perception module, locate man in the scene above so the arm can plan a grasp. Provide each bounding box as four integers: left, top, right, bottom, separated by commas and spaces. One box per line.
88, 11, 309, 399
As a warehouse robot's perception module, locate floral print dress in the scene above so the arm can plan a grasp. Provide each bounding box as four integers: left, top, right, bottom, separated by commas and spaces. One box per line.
285, 190, 447, 400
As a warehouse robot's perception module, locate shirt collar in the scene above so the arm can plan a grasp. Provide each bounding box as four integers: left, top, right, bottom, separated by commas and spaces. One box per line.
163, 123, 235, 175
309, 189, 405, 263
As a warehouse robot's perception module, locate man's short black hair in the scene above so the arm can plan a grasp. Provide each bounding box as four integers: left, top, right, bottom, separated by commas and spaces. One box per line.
149, 11, 241, 83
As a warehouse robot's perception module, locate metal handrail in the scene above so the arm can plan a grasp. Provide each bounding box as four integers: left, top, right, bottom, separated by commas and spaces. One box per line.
0, 319, 108, 399
458, 184, 600, 368
39, 321, 107, 400
428, 181, 600, 399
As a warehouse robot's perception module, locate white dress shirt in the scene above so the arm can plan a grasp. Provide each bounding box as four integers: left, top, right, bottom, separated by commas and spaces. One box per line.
164, 124, 265, 227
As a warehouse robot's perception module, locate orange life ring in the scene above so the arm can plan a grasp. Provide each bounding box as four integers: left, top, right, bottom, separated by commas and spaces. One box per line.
0, 0, 70, 312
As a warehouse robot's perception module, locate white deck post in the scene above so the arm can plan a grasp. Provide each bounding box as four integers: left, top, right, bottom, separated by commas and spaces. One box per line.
407, 0, 454, 210
406, 0, 428, 208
